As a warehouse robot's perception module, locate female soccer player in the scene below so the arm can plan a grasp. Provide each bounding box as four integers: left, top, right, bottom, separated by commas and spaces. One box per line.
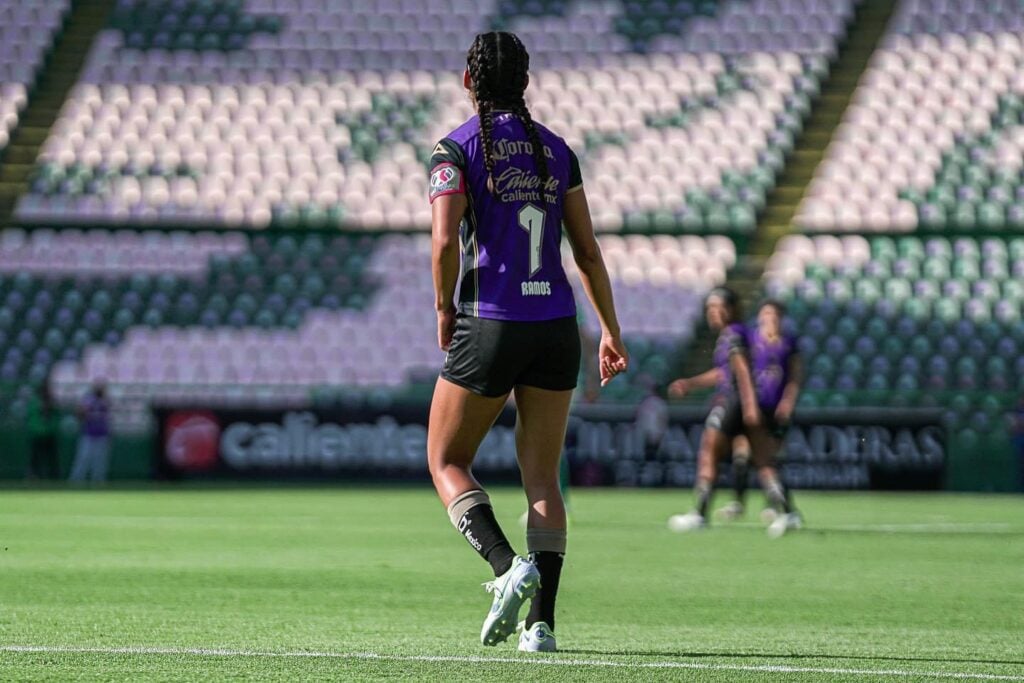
426, 32, 628, 653
746, 300, 803, 536
666, 290, 797, 536
667, 297, 801, 535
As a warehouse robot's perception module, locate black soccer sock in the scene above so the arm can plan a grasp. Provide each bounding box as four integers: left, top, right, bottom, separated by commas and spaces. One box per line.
762, 474, 793, 515
525, 528, 567, 631
447, 490, 516, 577
526, 551, 563, 630
732, 454, 750, 506
781, 478, 797, 512
695, 480, 713, 518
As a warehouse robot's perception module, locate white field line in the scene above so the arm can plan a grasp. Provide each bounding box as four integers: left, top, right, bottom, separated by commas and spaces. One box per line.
821, 523, 1015, 533
731, 522, 1016, 534
1, 645, 1022, 681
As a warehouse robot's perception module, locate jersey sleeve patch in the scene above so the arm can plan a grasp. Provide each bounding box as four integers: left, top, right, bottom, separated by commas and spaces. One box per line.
429, 163, 465, 203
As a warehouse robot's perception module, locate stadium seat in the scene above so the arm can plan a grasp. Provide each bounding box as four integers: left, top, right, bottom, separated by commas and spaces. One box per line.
797, 0, 1024, 232
17, 0, 856, 232
765, 234, 1024, 451
0, 1, 70, 155
0, 228, 732, 427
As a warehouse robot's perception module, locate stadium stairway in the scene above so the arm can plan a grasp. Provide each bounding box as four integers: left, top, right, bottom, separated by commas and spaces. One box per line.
674, 0, 899, 383
0, 0, 115, 228
752, 0, 899, 257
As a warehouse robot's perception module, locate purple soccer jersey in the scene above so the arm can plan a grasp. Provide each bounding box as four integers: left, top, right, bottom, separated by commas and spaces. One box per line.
747, 327, 799, 411
428, 113, 582, 321
713, 322, 748, 396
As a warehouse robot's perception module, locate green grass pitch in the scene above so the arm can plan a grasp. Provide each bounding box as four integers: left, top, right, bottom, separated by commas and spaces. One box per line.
0, 487, 1022, 681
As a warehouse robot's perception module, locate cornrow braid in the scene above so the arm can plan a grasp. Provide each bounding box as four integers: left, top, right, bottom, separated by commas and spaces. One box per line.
467, 34, 499, 193
506, 33, 550, 191
466, 32, 548, 195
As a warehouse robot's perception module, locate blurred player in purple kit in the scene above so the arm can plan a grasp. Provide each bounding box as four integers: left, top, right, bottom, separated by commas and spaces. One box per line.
667, 294, 801, 537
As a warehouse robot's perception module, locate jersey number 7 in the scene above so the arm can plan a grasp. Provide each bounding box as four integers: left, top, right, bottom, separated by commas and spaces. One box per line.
518, 203, 546, 278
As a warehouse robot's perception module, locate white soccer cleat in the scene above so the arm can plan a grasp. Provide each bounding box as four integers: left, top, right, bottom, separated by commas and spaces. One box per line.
667, 512, 707, 533
518, 621, 556, 652
767, 512, 803, 539
715, 501, 745, 521
480, 556, 540, 646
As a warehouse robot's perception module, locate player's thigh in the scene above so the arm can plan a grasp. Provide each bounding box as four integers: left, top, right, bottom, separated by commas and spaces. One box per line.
696, 424, 729, 478
749, 432, 783, 469
512, 384, 573, 484
427, 376, 509, 471
703, 401, 739, 461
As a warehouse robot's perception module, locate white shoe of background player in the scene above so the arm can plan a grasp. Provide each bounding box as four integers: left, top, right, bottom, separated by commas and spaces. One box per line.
715, 501, 745, 521
667, 511, 707, 533
767, 512, 803, 539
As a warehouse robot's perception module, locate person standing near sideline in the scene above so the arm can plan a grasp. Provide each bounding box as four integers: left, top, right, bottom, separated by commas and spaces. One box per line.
426, 32, 628, 653
1010, 396, 1024, 491
69, 380, 111, 483
26, 386, 60, 479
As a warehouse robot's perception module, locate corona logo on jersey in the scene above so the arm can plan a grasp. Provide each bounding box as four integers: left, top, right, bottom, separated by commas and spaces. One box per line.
492, 138, 555, 161
164, 411, 220, 471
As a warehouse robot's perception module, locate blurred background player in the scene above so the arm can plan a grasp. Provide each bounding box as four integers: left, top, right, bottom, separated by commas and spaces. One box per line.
637, 380, 670, 463
69, 380, 111, 484
666, 290, 799, 536
665, 366, 753, 521
425, 32, 627, 653
746, 300, 803, 536
665, 287, 753, 532
1010, 396, 1024, 492
25, 386, 60, 480
667, 300, 803, 531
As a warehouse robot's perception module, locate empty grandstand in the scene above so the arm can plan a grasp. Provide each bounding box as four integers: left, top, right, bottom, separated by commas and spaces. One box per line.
0, 0, 1018, 490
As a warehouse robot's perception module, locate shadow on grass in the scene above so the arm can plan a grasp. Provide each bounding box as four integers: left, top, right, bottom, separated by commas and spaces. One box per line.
559, 649, 1024, 667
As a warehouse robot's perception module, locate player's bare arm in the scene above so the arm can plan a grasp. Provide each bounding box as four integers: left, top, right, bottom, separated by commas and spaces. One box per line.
431, 191, 467, 351
668, 368, 723, 398
563, 188, 628, 386
776, 354, 802, 424
730, 352, 761, 428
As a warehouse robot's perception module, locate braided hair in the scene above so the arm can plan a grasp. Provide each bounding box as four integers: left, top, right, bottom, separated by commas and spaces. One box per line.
466, 32, 549, 194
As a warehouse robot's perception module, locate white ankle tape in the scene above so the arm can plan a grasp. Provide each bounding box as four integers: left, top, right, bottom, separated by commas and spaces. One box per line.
526, 528, 567, 554
446, 489, 490, 527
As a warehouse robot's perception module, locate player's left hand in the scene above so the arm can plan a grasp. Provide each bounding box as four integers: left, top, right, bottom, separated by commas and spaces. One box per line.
599, 334, 629, 386
775, 401, 793, 425
437, 308, 456, 351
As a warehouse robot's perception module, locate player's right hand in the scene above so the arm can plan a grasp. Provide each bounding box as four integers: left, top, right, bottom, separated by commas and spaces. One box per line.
437, 308, 456, 351
599, 334, 628, 386
667, 378, 689, 398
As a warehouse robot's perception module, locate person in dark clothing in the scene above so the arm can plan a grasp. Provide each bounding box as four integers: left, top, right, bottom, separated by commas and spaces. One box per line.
26, 387, 60, 479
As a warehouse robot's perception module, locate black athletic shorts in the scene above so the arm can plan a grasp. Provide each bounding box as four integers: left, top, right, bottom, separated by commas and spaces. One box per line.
706, 395, 744, 438
706, 396, 788, 440
441, 314, 581, 397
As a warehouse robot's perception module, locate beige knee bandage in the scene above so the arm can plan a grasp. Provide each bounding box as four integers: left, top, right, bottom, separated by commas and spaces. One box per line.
446, 489, 491, 527
526, 527, 567, 554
